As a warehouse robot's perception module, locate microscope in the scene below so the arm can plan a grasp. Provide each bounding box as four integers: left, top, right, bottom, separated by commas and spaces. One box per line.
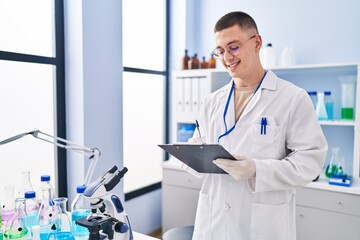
76, 165, 133, 240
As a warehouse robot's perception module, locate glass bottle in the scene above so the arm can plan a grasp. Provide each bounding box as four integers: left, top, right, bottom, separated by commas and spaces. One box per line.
315, 92, 328, 120
209, 54, 216, 68
38, 188, 54, 240
70, 186, 90, 237
4, 198, 32, 239
201, 56, 208, 69
24, 191, 39, 226
324, 91, 334, 120
37, 175, 55, 205
16, 171, 34, 199
2, 185, 15, 228
307, 91, 317, 110
325, 147, 340, 178
182, 49, 190, 70
48, 197, 74, 240
188, 54, 199, 69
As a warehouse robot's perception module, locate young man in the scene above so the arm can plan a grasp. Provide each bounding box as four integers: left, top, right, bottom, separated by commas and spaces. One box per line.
190, 11, 327, 240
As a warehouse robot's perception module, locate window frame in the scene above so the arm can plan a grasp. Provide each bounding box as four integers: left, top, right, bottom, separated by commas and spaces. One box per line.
123, 0, 170, 201
0, 0, 67, 197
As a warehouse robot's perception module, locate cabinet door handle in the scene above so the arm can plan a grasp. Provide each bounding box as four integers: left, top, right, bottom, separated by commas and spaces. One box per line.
338, 201, 343, 206
299, 214, 304, 218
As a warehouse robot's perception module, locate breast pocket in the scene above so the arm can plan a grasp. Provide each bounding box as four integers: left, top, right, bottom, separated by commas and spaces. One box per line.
250, 116, 281, 158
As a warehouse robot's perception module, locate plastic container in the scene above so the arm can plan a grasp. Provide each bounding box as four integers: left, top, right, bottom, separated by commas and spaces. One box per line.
24, 191, 39, 226
261, 43, 276, 68
37, 175, 55, 205
316, 92, 328, 120
324, 91, 334, 120
71, 186, 90, 236
308, 91, 317, 109
177, 123, 196, 142
338, 75, 356, 120
279, 46, 295, 67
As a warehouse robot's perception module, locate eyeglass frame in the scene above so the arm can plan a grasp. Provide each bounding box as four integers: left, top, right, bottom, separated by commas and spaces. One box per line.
211, 35, 257, 60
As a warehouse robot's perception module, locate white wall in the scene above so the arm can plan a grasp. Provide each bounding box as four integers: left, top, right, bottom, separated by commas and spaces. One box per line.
173, 0, 360, 70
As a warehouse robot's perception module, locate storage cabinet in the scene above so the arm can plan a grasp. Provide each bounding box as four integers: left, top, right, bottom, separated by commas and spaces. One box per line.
296, 188, 360, 240
162, 162, 203, 233
162, 63, 360, 238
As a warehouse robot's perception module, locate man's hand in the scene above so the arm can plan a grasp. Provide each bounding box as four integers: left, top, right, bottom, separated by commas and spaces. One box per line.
213, 154, 256, 180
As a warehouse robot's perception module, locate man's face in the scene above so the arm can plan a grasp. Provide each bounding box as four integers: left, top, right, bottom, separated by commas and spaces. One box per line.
214, 25, 260, 79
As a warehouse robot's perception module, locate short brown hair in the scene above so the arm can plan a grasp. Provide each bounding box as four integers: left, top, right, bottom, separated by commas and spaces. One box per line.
214, 11, 259, 34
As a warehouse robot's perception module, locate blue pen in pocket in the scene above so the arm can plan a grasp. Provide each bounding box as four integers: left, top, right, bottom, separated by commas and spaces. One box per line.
260, 117, 267, 135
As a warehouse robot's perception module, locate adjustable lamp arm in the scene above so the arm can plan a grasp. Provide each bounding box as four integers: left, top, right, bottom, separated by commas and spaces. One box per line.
0, 129, 101, 186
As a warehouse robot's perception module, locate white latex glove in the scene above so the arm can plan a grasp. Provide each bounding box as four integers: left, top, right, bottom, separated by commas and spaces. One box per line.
213, 154, 256, 180
187, 136, 205, 144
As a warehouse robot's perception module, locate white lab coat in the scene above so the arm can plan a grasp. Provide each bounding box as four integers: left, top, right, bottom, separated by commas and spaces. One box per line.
191, 70, 328, 240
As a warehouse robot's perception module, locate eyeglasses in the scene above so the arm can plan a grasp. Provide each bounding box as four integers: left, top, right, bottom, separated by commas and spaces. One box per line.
212, 35, 256, 60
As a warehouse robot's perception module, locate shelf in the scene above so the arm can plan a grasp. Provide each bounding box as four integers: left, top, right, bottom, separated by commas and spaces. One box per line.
319, 120, 355, 126
306, 178, 360, 195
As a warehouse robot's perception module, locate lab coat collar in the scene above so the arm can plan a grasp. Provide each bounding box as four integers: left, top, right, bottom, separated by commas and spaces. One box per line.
260, 70, 277, 91
221, 70, 278, 135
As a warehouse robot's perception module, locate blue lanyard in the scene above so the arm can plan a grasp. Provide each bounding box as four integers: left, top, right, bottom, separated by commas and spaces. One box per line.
217, 71, 267, 142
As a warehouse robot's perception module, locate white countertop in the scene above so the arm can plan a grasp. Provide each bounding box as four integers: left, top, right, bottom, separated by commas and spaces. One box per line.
163, 157, 360, 195
133, 231, 160, 239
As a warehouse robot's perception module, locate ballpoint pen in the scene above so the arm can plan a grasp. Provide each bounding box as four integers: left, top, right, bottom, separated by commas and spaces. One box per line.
195, 120, 203, 143
261, 117, 267, 135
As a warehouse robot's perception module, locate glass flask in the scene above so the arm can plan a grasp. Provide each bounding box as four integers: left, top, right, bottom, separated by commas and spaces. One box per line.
38, 188, 55, 240
325, 147, 340, 178
48, 198, 74, 240
315, 92, 328, 120
16, 171, 34, 199
2, 185, 15, 228
71, 186, 90, 237
24, 191, 39, 227
335, 157, 347, 177
0, 203, 3, 240
4, 198, 32, 239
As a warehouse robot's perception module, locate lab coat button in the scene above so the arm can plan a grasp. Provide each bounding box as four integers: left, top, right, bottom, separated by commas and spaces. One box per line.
225, 203, 231, 210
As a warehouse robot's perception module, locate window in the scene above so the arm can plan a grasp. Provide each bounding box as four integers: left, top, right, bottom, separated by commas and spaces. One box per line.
122, 0, 169, 198
0, 0, 66, 198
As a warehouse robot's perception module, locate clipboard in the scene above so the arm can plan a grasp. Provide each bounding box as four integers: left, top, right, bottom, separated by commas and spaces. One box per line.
158, 144, 236, 174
